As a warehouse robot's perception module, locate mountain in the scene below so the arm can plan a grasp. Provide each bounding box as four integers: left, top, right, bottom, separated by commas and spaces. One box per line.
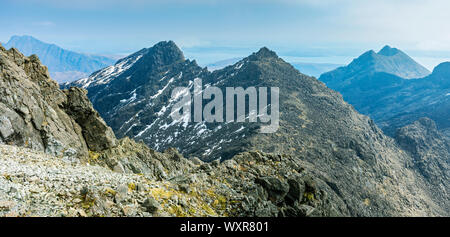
66, 41, 449, 216
319, 46, 449, 136
4, 35, 116, 83
320, 45, 430, 90
0, 44, 365, 217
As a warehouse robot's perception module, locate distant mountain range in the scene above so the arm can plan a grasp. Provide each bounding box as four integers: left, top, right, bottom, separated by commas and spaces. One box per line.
319, 45, 449, 137
64, 41, 449, 216
3, 35, 116, 83
289, 62, 342, 78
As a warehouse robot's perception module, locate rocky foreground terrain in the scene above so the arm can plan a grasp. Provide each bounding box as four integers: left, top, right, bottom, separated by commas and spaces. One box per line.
0, 142, 339, 217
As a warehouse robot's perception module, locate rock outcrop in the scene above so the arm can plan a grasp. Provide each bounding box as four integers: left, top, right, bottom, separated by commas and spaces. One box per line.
0, 44, 116, 160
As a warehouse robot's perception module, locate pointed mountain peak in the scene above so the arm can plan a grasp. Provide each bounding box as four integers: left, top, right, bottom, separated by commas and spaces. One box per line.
141, 40, 185, 65
153, 40, 181, 52
378, 45, 402, 56
250, 47, 279, 60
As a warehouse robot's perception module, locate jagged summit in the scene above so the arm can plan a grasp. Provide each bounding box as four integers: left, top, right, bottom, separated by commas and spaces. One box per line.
378, 45, 401, 56
115, 41, 185, 70
250, 46, 279, 60
143, 40, 185, 64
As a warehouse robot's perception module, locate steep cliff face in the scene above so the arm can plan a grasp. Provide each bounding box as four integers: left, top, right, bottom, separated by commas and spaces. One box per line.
0, 44, 116, 160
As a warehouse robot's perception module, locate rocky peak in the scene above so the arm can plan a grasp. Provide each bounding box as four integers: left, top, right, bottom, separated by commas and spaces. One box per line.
378, 45, 401, 56
140, 40, 185, 67
249, 47, 279, 60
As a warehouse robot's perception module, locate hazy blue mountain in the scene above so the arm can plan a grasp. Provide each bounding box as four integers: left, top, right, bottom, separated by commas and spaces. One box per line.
320, 45, 430, 90
319, 46, 449, 136
4, 35, 116, 83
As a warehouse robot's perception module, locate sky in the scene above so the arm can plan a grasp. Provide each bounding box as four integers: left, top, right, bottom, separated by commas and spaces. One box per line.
1, 0, 450, 69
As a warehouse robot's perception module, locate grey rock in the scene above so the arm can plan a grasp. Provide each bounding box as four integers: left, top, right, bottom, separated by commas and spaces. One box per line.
142, 197, 160, 213
0, 116, 14, 139
113, 162, 125, 173
286, 179, 305, 204
298, 204, 316, 217
255, 176, 289, 204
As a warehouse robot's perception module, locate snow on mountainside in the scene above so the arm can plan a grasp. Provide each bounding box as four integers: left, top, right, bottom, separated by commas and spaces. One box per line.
66, 51, 145, 89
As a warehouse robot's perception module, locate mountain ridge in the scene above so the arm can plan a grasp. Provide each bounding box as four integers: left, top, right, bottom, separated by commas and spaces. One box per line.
65, 41, 449, 216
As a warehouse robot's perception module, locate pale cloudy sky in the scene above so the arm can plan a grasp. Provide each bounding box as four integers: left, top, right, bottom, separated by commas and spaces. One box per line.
1, 0, 450, 68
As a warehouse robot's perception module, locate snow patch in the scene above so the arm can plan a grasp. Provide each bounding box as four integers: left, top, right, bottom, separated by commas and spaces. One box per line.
75, 55, 142, 89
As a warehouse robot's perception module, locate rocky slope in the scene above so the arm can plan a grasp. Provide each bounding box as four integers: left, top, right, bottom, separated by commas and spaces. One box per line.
319, 46, 449, 136
4, 35, 115, 83
395, 118, 449, 214
0, 43, 116, 161
66, 42, 449, 216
